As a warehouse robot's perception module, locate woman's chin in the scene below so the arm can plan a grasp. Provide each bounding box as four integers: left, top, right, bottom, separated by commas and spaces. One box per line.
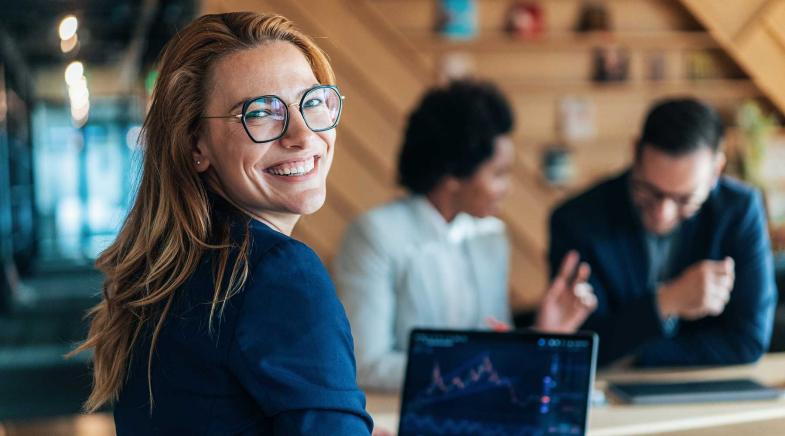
290, 192, 327, 216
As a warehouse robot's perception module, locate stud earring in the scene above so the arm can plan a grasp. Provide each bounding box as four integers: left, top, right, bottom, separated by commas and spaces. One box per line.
195, 160, 201, 166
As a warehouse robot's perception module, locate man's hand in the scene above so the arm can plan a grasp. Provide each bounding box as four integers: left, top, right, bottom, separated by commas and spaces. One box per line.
535, 250, 597, 333
657, 257, 735, 321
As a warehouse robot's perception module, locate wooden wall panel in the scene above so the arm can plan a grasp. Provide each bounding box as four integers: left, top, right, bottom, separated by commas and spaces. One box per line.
736, 27, 785, 112
765, 1, 785, 43
680, 0, 785, 114
679, 0, 768, 40
292, 200, 348, 260
276, 0, 428, 112
509, 245, 548, 308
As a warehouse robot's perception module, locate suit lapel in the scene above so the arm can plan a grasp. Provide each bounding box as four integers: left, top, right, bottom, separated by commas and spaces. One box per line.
611, 172, 650, 295
670, 190, 718, 278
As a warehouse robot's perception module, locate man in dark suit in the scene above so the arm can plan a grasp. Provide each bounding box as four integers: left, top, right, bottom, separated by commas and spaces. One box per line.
549, 98, 777, 367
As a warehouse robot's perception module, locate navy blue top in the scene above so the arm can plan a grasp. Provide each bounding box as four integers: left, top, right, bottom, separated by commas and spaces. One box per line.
549, 171, 777, 367
114, 218, 373, 435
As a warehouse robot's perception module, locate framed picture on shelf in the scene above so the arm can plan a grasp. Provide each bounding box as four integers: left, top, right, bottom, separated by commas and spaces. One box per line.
436, 0, 477, 40
591, 43, 630, 82
558, 96, 597, 142
505, 1, 544, 39
645, 51, 667, 82
685, 51, 720, 80
575, 0, 612, 32
541, 144, 575, 187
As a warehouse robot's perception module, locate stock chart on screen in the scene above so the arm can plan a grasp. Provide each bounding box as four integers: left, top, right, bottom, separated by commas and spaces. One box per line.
398, 330, 596, 436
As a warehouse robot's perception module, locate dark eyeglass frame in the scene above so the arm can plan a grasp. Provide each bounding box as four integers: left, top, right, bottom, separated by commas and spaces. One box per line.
629, 177, 707, 209
202, 85, 344, 144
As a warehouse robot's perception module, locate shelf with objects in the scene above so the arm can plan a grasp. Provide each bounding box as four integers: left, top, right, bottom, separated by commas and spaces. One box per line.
411, 31, 719, 52
368, 0, 785, 312
405, 0, 777, 192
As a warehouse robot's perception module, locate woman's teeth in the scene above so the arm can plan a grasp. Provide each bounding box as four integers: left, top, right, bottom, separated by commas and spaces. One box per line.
267, 157, 316, 176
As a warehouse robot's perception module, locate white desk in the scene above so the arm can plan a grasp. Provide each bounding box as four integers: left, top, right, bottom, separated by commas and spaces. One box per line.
367, 353, 785, 435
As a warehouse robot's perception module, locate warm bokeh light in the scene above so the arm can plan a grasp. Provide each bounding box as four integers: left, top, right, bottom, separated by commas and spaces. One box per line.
64, 61, 84, 86
71, 100, 90, 120
60, 33, 78, 53
58, 15, 78, 41
68, 79, 89, 110
65, 60, 90, 127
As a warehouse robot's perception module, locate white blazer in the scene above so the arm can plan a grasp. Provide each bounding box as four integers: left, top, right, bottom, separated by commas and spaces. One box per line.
333, 196, 510, 391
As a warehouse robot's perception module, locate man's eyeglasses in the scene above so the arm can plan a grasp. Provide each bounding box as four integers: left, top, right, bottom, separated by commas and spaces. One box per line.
202, 85, 344, 143
629, 178, 708, 210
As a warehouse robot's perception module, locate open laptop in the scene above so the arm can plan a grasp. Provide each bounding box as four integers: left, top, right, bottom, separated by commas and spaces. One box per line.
398, 329, 598, 436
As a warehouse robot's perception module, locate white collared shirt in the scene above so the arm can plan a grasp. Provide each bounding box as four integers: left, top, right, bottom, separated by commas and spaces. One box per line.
333, 196, 510, 391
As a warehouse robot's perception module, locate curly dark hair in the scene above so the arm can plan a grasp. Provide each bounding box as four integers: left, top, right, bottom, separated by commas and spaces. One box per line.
397, 80, 514, 194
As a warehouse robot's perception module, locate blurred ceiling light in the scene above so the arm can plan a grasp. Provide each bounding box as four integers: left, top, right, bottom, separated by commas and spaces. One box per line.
71, 101, 90, 120
68, 78, 90, 113
72, 112, 89, 128
64, 61, 84, 86
60, 34, 78, 53
71, 99, 90, 128
67, 75, 88, 94
126, 125, 143, 150
58, 15, 79, 41
69, 89, 90, 111
66, 62, 90, 128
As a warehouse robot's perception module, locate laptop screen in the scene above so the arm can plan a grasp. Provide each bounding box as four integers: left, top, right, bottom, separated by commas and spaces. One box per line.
399, 329, 597, 436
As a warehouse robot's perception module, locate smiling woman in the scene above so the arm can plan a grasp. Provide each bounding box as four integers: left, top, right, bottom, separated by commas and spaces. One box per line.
68, 12, 372, 435
195, 44, 343, 233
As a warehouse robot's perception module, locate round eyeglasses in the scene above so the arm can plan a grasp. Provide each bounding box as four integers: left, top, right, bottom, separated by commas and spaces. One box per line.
202, 85, 344, 143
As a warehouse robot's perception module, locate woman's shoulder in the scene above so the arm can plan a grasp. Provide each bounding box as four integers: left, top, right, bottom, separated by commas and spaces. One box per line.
249, 222, 322, 266
246, 219, 296, 253
245, 220, 332, 295
335, 197, 424, 263
234, 223, 349, 350
344, 196, 423, 242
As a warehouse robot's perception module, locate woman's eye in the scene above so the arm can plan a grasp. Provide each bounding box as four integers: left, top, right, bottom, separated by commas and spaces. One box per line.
246, 109, 285, 121
246, 110, 271, 119
303, 98, 323, 108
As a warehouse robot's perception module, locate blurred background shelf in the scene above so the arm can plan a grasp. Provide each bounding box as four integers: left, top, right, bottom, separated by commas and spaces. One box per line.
412, 30, 720, 51
499, 79, 760, 94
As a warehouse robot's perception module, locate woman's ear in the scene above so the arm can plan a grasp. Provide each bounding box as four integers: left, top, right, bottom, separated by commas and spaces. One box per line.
192, 135, 211, 173
442, 175, 463, 193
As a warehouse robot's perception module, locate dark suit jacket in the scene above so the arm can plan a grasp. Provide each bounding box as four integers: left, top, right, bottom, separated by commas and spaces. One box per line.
549, 171, 777, 367
114, 216, 373, 435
